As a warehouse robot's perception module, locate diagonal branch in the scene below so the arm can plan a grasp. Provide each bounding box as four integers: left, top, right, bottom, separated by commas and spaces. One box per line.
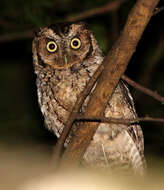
59, 0, 160, 168
65, 0, 127, 22
122, 75, 164, 103
0, 30, 33, 43
154, 6, 164, 15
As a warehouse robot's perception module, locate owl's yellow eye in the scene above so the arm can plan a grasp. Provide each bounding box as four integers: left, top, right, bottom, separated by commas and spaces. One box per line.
46, 41, 57, 52
70, 38, 81, 49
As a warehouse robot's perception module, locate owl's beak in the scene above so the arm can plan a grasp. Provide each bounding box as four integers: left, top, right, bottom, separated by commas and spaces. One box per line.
63, 55, 68, 65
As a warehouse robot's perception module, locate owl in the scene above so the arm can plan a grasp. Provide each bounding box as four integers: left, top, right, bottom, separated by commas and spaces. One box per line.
32, 22, 146, 175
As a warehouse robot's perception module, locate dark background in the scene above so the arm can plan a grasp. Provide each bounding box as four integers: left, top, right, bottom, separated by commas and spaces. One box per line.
0, 0, 163, 171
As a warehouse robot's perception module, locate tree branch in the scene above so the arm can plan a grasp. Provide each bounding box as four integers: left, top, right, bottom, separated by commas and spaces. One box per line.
0, 30, 33, 43
76, 116, 164, 125
65, 0, 127, 22
136, 37, 164, 89
122, 75, 164, 103
59, 0, 160, 168
154, 6, 164, 15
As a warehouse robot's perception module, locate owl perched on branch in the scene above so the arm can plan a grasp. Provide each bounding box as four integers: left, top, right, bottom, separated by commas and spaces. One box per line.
32, 22, 146, 174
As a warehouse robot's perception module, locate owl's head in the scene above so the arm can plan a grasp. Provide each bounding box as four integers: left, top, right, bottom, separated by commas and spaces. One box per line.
33, 22, 101, 70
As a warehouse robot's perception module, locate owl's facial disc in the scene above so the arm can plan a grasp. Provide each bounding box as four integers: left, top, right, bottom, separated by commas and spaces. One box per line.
36, 23, 93, 69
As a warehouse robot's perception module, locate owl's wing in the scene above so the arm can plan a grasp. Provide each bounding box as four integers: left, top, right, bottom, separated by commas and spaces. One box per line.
83, 80, 146, 174
119, 81, 146, 167
113, 128, 145, 175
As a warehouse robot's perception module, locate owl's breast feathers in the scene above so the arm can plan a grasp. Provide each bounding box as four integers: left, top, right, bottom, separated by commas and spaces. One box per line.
34, 58, 101, 136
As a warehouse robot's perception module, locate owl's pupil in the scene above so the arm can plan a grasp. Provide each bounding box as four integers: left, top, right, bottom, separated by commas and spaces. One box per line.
49, 43, 55, 49
73, 40, 79, 47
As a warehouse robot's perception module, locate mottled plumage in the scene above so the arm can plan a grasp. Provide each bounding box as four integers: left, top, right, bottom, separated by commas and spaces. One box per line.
32, 22, 146, 174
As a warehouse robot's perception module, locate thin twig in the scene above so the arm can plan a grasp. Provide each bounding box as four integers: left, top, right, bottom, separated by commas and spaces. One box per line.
0, 19, 33, 29
154, 6, 164, 15
75, 116, 164, 124
136, 37, 164, 89
65, 0, 127, 22
0, 30, 33, 43
122, 75, 164, 104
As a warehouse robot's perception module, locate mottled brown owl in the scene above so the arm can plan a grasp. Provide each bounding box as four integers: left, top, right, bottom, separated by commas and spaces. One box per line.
32, 22, 146, 174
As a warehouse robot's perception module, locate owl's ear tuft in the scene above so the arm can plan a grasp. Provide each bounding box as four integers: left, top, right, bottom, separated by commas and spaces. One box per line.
77, 21, 88, 30
34, 28, 42, 37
